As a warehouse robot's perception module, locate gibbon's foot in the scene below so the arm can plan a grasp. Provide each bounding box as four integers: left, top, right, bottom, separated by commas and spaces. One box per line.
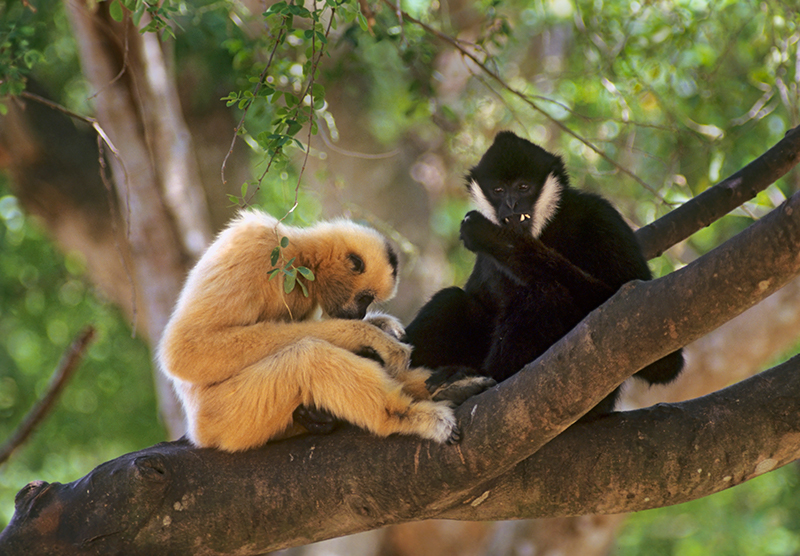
364, 311, 407, 341
426, 366, 496, 406
433, 376, 496, 406
413, 400, 461, 444
293, 405, 340, 435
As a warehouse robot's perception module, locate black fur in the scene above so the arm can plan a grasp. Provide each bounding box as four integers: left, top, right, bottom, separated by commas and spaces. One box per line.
405, 131, 683, 418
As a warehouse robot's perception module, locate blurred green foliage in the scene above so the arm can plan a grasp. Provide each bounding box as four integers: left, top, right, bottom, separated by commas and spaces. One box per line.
0, 179, 165, 528
618, 465, 800, 555
1, 0, 799, 550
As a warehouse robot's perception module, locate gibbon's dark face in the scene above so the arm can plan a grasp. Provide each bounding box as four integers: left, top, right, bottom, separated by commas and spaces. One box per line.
468, 131, 566, 238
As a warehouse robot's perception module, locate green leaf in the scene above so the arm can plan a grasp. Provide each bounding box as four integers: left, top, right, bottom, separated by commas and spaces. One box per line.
297, 279, 309, 297
357, 11, 369, 32
267, 268, 280, 280
280, 236, 289, 248
270, 246, 280, 266
283, 272, 297, 294
297, 267, 315, 281
109, 0, 125, 22
263, 2, 287, 16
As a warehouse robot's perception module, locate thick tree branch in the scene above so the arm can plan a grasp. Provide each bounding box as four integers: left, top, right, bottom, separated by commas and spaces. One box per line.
636, 125, 800, 258
440, 353, 800, 521
0, 357, 797, 555
1, 185, 799, 554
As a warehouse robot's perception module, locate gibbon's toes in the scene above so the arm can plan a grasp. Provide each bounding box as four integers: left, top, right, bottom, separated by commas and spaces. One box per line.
446, 423, 462, 444
365, 311, 406, 341
419, 401, 460, 444
432, 376, 497, 406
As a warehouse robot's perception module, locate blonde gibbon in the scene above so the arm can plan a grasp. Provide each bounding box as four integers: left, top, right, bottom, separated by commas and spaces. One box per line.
157, 209, 459, 452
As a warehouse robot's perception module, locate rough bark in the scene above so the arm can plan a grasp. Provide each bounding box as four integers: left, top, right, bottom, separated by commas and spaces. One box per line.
1, 187, 799, 554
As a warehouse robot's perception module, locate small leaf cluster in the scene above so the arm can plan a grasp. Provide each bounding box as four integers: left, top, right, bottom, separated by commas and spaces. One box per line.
221, 0, 358, 206
107, 0, 178, 39
0, 2, 44, 110
268, 236, 315, 297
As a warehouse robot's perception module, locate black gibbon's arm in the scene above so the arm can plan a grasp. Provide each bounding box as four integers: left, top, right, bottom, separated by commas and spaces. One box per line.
460, 210, 615, 313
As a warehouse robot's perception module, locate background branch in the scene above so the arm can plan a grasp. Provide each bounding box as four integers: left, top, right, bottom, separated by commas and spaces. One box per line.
636, 126, 800, 258
0, 327, 96, 466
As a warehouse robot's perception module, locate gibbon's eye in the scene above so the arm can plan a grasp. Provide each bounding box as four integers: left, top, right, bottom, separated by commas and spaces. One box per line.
492, 187, 504, 195
348, 253, 366, 274
518, 183, 530, 192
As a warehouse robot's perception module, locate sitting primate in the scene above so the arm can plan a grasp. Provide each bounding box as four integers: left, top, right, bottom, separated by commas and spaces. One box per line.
404, 131, 684, 417
158, 210, 460, 452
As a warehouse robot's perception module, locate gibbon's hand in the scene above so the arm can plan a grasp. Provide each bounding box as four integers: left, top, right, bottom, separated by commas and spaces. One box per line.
460, 210, 511, 254
364, 311, 407, 341
426, 366, 497, 406
370, 337, 412, 376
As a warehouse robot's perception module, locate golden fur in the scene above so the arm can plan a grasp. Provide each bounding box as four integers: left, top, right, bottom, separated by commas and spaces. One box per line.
158, 210, 457, 452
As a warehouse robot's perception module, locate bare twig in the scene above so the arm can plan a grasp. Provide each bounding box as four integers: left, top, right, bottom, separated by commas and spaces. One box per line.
18, 90, 138, 335
0, 327, 96, 466
382, 1, 665, 201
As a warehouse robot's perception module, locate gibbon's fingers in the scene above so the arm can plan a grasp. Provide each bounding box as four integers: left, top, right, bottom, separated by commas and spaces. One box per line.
187, 338, 458, 450
364, 310, 407, 341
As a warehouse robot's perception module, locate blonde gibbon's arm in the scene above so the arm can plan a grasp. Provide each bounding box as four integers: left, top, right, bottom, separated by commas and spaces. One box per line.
158, 209, 460, 451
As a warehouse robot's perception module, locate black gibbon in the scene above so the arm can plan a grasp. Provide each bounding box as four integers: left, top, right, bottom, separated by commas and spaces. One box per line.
157, 209, 460, 452
404, 131, 684, 417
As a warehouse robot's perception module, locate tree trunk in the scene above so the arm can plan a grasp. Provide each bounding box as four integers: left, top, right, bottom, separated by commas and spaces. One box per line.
61, 0, 215, 436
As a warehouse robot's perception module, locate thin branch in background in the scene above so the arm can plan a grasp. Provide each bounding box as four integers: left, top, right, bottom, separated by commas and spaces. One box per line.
274, 1, 336, 224
18, 90, 139, 336
242, 4, 336, 214
0, 327, 97, 466
383, 0, 666, 202
97, 135, 139, 336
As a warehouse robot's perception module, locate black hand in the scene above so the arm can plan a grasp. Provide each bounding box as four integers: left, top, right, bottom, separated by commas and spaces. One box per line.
292, 405, 340, 435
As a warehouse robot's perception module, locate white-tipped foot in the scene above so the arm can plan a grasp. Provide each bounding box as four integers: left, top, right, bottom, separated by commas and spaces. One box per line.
412, 400, 460, 444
